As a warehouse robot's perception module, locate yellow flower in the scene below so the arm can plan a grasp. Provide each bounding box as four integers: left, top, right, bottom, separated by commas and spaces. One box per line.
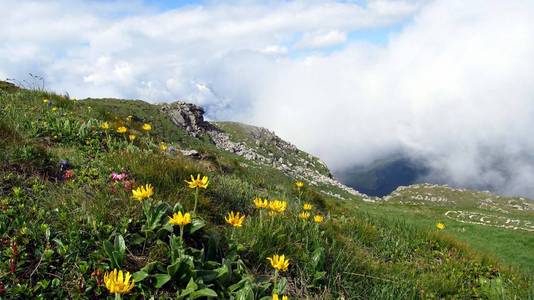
295, 181, 304, 189
225, 211, 245, 227
267, 254, 289, 272
299, 212, 310, 220
51, 107, 57, 112
117, 126, 127, 134
159, 143, 168, 152
126, 115, 133, 122
268, 200, 287, 214
169, 211, 191, 226
131, 184, 154, 201
101, 122, 110, 130
142, 123, 152, 131
103, 269, 135, 295
436, 222, 445, 230
273, 294, 288, 300
253, 197, 269, 209
128, 134, 136, 141
313, 215, 324, 223
43, 99, 49, 104
303, 202, 313, 211
185, 174, 209, 189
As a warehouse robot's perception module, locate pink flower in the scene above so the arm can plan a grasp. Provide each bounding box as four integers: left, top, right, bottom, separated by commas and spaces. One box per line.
111, 172, 127, 181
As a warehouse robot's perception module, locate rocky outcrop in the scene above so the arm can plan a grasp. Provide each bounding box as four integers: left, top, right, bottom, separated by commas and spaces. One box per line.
160, 102, 217, 136
161, 101, 365, 200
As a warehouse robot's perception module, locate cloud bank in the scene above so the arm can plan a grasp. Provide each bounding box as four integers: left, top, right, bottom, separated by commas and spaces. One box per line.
2, 0, 534, 197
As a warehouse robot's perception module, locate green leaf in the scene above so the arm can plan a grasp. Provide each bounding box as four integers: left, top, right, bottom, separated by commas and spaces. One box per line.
112, 251, 123, 268
132, 271, 149, 282
191, 288, 218, 299
103, 240, 116, 267
314, 271, 326, 281
167, 260, 180, 277
131, 233, 145, 245
186, 277, 198, 290
114, 234, 126, 256
273, 276, 287, 294
310, 247, 324, 270
160, 222, 174, 233
199, 264, 229, 282
190, 219, 206, 234
154, 274, 171, 288
228, 277, 248, 292
234, 285, 254, 300
177, 278, 198, 297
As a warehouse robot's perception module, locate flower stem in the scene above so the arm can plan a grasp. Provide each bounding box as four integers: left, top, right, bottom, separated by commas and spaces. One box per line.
273, 270, 279, 293
193, 188, 199, 215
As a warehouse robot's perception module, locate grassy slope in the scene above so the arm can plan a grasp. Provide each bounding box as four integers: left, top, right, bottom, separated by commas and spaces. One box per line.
370, 185, 534, 272
0, 85, 533, 299
217, 121, 534, 274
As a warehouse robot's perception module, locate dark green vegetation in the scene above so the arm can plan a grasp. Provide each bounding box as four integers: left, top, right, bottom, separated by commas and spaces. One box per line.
0, 82, 533, 299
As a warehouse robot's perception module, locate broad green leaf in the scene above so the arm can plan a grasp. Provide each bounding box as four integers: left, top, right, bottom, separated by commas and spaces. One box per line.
310, 247, 324, 269
154, 274, 171, 288
114, 234, 126, 256
191, 288, 218, 299
234, 285, 254, 300
190, 219, 206, 234
185, 277, 198, 290
132, 270, 149, 282
140, 261, 158, 273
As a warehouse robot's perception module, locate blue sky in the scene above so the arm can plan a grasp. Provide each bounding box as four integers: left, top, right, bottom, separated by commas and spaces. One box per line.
142, 0, 412, 49
144, 0, 205, 9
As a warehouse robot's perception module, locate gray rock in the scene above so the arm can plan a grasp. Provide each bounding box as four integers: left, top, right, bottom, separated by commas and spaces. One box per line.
160, 101, 217, 136
180, 149, 200, 157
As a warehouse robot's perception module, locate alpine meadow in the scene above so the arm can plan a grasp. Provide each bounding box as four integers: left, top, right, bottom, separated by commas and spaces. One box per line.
2, 0, 534, 299
0, 81, 533, 299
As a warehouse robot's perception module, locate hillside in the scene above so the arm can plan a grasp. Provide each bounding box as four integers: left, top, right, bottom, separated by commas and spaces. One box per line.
0, 82, 533, 299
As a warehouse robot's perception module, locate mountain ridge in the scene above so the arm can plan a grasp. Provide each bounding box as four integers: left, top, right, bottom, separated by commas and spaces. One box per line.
159, 101, 367, 200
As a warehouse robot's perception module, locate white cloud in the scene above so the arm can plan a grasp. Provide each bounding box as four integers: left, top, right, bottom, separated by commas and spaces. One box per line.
259, 45, 288, 55
296, 30, 347, 49
2, 0, 534, 197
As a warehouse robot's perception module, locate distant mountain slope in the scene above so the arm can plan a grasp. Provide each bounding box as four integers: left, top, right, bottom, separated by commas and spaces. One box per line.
335, 155, 428, 197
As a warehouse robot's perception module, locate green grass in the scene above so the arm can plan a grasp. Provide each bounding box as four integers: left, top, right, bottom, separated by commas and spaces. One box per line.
358, 202, 534, 272
0, 85, 533, 299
